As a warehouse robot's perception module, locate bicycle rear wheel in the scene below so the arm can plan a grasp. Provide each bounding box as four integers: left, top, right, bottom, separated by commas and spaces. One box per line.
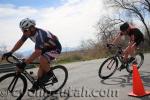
0, 73, 27, 100
44, 65, 68, 94
99, 57, 118, 79
126, 52, 144, 73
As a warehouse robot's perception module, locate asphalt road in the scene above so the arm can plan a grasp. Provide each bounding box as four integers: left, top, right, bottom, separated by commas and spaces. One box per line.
0, 53, 150, 100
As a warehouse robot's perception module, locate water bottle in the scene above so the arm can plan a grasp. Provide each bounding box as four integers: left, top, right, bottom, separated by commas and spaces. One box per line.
29, 71, 37, 80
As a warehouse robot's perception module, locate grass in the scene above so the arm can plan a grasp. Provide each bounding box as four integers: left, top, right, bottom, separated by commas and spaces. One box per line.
56, 51, 84, 64
55, 47, 150, 64
55, 49, 108, 64
1, 47, 150, 65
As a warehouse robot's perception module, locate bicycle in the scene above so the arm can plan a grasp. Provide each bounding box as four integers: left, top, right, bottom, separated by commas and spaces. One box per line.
0, 55, 68, 100
98, 44, 144, 79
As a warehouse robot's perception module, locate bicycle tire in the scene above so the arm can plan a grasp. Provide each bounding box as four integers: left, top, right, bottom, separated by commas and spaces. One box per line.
44, 65, 68, 94
126, 52, 144, 73
0, 73, 27, 100
99, 57, 118, 79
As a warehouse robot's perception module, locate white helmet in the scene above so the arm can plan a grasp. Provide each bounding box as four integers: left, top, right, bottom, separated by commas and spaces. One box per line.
19, 18, 36, 30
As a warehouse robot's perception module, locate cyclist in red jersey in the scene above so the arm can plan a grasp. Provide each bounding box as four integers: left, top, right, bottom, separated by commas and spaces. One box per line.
109, 22, 144, 68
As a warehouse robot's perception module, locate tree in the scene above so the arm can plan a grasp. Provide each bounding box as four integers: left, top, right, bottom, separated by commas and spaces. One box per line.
96, 16, 124, 44
108, 0, 150, 44
140, 0, 150, 13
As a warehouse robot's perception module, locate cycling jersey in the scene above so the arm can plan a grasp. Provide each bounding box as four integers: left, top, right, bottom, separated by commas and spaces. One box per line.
21, 28, 62, 54
121, 28, 144, 46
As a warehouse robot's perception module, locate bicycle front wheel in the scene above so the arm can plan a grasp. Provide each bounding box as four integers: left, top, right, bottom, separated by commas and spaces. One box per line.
99, 57, 118, 79
44, 65, 68, 94
0, 73, 27, 100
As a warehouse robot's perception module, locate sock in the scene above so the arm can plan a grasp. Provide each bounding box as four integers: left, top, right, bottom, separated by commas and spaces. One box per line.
41, 70, 54, 83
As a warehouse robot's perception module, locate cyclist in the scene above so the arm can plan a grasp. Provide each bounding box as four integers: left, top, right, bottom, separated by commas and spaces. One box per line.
2, 18, 62, 93
109, 22, 144, 69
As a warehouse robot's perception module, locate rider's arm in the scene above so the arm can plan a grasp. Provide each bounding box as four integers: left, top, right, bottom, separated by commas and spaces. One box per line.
112, 32, 122, 44
25, 33, 43, 64
10, 35, 28, 53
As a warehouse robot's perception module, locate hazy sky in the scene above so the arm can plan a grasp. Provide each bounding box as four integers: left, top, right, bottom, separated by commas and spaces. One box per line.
0, 0, 106, 52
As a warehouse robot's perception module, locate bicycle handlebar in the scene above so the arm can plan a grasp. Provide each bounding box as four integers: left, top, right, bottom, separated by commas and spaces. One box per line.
106, 43, 122, 50
4, 55, 40, 64
6, 55, 22, 64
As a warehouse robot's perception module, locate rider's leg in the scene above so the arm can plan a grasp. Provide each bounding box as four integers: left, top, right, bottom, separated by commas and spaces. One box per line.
37, 66, 44, 79
128, 43, 137, 57
29, 50, 60, 93
38, 50, 60, 83
129, 39, 143, 57
39, 55, 51, 73
119, 43, 132, 70
41, 51, 60, 83
28, 56, 52, 93
33, 56, 51, 82
123, 41, 137, 61
123, 46, 131, 62
39, 56, 55, 83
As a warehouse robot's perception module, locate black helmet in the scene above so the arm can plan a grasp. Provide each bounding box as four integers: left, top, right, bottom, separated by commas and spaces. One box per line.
120, 22, 129, 32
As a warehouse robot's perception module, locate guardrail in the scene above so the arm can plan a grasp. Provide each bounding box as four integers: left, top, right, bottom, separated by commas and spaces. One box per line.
0, 63, 35, 73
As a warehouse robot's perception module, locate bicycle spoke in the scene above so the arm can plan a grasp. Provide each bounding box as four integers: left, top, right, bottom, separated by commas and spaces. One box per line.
8, 77, 17, 92
44, 65, 68, 94
107, 59, 115, 69
0, 73, 27, 100
10, 77, 18, 93
99, 57, 118, 79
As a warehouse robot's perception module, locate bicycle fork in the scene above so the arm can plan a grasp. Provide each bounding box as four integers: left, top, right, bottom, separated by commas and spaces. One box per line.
7, 75, 19, 93
107, 59, 115, 70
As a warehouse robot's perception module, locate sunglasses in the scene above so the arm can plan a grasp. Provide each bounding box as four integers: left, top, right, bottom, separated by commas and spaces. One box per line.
22, 28, 29, 33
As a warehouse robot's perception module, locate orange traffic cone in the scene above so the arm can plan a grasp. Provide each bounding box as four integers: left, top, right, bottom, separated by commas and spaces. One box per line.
128, 64, 150, 97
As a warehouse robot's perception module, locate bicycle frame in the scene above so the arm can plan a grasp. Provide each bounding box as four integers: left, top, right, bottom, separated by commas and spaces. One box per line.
99, 44, 144, 79
0, 55, 68, 99
6, 68, 36, 94
5, 55, 47, 85
111, 46, 125, 66
6, 63, 55, 96
22, 68, 54, 86
22, 70, 35, 84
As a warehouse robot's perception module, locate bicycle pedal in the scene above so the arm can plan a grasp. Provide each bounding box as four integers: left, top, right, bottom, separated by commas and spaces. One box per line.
46, 78, 58, 86
48, 76, 58, 84
28, 83, 40, 93
117, 68, 122, 71
28, 88, 37, 94
52, 77, 58, 83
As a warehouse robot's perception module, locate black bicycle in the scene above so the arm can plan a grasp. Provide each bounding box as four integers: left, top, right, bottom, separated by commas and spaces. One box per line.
0, 55, 68, 100
98, 44, 144, 79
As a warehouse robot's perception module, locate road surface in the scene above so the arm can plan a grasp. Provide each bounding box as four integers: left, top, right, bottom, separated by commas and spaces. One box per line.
0, 53, 150, 100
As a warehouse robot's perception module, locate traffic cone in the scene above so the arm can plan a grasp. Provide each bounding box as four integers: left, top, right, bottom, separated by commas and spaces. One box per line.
128, 64, 150, 97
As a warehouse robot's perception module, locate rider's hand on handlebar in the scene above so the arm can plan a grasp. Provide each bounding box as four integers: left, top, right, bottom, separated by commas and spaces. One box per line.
2, 52, 13, 60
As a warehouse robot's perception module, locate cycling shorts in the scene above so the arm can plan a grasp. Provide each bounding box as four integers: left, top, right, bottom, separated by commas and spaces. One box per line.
42, 49, 60, 63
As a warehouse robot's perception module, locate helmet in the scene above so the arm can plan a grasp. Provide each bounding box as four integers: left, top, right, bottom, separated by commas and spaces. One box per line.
19, 18, 36, 30
120, 22, 129, 32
